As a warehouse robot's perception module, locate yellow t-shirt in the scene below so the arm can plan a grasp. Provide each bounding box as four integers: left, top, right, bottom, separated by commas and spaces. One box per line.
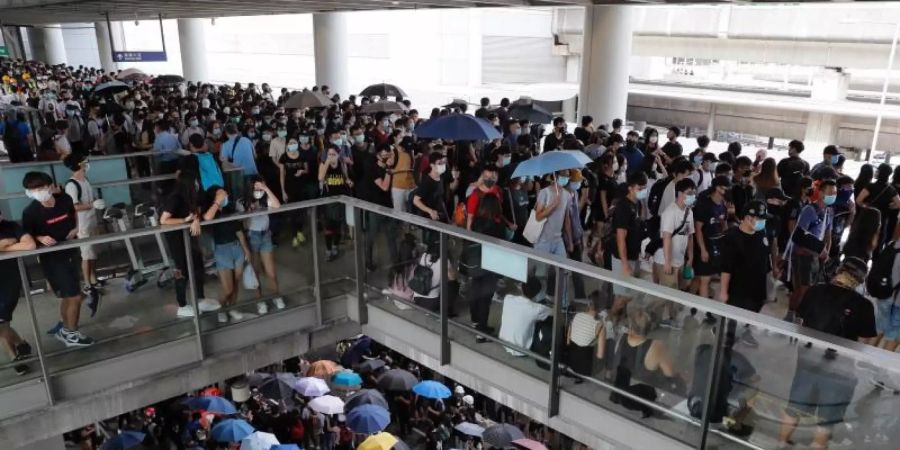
391, 151, 416, 189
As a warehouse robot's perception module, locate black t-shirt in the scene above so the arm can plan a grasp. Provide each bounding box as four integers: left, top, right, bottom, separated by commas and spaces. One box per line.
163, 189, 195, 219
416, 174, 446, 221
322, 164, 350, 197
22, 194, 76, 244
543, 132, 563, 152
279, 153, 306, 193
611, 197, 643, 260
720, 228, 770, 311
573, 127, 591, 144
776, 156, 810, 197
798, 284, 876, 341
594, 174, 618, 222
865, 181, 898, 217
210, 215, 242, 245
503, 187, 530, 229
0, 220, 25, 273
693, 193, 727, 241
358, 155, 392, 208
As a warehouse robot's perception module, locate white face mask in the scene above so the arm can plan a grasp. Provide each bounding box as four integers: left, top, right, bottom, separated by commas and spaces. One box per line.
253, 190, 265, 200
435, 164, 447, 175
27, 188, 52, 203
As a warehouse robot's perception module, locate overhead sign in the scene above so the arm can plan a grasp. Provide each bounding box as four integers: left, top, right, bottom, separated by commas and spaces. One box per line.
0, 46, 9, 57
113, 51, 167, 62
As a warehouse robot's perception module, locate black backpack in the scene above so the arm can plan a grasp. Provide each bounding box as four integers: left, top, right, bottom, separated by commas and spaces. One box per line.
867, 242, 900, 299
647, 176, 673, 218
409, 255, 436, 296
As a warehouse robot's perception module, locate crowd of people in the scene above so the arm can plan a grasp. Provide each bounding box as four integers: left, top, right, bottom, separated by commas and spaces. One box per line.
2, 56, 900, 448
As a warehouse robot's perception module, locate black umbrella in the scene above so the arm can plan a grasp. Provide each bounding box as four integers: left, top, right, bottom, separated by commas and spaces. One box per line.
341, 336, 373, 367
284, 89, 333, 109
508, 102, 553, 124
151, 74, 185, 86
482, 424, 525, 449
359, 83, 407, 99
258, 373, 299, 401
357, 358, 386, 374
246, 372, 273, 387
360, 100, 407, 114
376, 369, 418, 391
441, 98, 473, 109
92, 80, 129, 97
345, 389, 390, 411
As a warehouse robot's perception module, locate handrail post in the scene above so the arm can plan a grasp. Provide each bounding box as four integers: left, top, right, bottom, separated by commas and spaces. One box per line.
698, 315, 729, 449
182, 228, 205, 360
310, 206, 323, 326
353, 206, 367, 325
548, 266, 566, 417
439, 232, 450, 365
17, 257, 54, 405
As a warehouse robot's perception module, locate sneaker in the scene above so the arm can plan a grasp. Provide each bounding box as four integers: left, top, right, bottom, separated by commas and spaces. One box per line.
296, 231, 306, 244
273, 297, 286, 310
13, 342, 32, 376
217, 312, 229, 323
176, 305, 196, 318
87, 286, 101, 318
197, 298, 221, 312
81, 284, 91, 296
740, 330, 759, 348
55, 328, 95, 347
229, 310, 244, 321
257, 302, 269, 315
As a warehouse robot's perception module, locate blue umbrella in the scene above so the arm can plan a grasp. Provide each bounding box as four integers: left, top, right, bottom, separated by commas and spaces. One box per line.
332, 371, 363, 388
211, 418, 255, 442
412, 380, 451, 399
414, 114, 502, 141
99, 431, 145, 450
346, 404, 391, 433
271, 445, 302, 450
511, 150, 593, 179
183, 395, 238, 415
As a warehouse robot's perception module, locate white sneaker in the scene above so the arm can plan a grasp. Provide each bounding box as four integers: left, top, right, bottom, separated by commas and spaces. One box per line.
257, 302, 269, 315
176, 305, 196, 317
228, 310, 244, 321
198, 298, 221, 312
217, 312, 228, 323
273, 297, 286, 310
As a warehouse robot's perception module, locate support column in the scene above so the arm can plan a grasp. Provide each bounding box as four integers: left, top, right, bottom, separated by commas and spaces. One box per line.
578, 5, 633, 124
42, 24, 67, 65
94, 22, 117, 75
706, 104, 717, 139
177, 18, 208, 83
313, 12, 349, 97
803, 68, 849, 149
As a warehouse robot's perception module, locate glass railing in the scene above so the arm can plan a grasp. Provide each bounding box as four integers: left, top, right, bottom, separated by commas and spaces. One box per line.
345, 197, 900, 450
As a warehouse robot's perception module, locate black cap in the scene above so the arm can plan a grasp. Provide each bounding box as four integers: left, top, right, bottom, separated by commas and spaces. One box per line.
765, 188, 790, 201
711, 175, 732, 189
742, 200, 769, 219
702, 152, 718, 163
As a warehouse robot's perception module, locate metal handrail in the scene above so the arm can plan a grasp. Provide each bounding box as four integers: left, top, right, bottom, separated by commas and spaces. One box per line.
0, 150, 166, 169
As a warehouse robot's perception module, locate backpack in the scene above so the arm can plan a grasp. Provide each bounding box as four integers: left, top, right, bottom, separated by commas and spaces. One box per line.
3, 119, 32, 162
66, 179, 84, 204
196, 152, 225, 191
406, 188, 419, 214
867, 242, 900, 299
647, 176, 672, 218
409, 254, 437, 296
290, 422, 305, 441
455, 190, 485, 227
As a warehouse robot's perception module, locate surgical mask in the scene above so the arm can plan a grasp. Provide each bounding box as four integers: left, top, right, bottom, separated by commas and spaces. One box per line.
823, 194, 837, 206
66, 109, 76, 117
220, 195, 229, 209
189, 119, 199, 127
253, 190, 265, 200
649, 136, 658, 144
830, 155, 839, 165
213, 128, 222, 137
556, 176, 570, 187
331, 137, 343, 146
287, 143, 299, 152
298, 136, 310, 145
125, 102, 135, 110
262, 133, 272, 142
570, 181, 582, 191
754, 219, 766, 232
353, 134, 365, 144
502, 155, 512, 167
685, 194, 696, 206
277, 130, 287, 138
247, 131, 256, 139
83, 163, 91, 172
436, 164, 447, 175
251, 107, 260, 115
223, 107, 231, 114
636, 188, 649, 200
27, 189, 52, 203
693, 155, 703, 166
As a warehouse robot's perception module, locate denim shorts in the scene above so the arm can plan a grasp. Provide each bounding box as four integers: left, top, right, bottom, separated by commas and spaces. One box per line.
214, 241, 245, 271
876, 298, 900, 341
248, 230, 274, 253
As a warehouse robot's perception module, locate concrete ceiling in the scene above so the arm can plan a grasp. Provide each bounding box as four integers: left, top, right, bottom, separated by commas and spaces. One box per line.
0, 0, 851, 25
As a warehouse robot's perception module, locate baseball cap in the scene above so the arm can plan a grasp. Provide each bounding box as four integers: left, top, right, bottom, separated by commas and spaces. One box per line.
702, 152, 718, 163
741, 200, 770, 219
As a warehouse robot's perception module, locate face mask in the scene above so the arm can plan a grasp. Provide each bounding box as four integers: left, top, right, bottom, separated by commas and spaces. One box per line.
557, 176, 570, 187
353, 134, 365, 144
483, 179, 497, 188
836, 188, 853, 205
189, 119, 199, 127
435, 164, 447, 175
223, 107, 231, 114
125, 102, 135, 110
276, 129, 287, 138
247, 131, 256, 139
287, 143, 299, 152
649, 136, 658, 144
251, 107, 260, 115
262, 133, 272, 142
220, 195, 229, 209
331, 137, 343, 146
684, 194, 696, 206
823, 194, 837, 206
502, 155, 512, 167
636, 188, 649, 200
830, 155, 839, 165
66, 109, 76, 117
693, 155, 703, 166
83, 163, 91, 172
253, 190, 265, 200
134, 94, 141, 101
753, 219, 766, 232
570, 181, 582, 191
27, 189, 52, 203
511, 128, 521, 136
212, 128, 222, 137
298, 136, 310, 145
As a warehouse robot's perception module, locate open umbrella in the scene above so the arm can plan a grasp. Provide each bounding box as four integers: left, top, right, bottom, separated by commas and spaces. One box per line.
345, 389, 389, 411
309, 394, 345, 414
508, 102, 553, 124
308, 360, 339, 379
511, 150, 593, 179
259, 373, 299, 402
414, 114, 501, 141
512, 438, 548, 450
92, 80, 129, 96
340, 336, 373, 367
360, 83, 407, 99
346, 404, 390, 433
358, 432, 403, 450
412, 380, 451, 399
183, 395, 237, 415
284, 89, 333, 109
361, 100, 407, 114
454, 422, 484, 437
151, 74, 185, 86
482, 424, 525, 449
271, 445, 302, 450
377, 369, 418, 391
441, 98, 474, 109
246, 372, 273, 387
116, 68, 146, 82
296, 376, 330, 397
332, 371, 363, 389
211, 418, 255, 442
241, 431, 280, 450
99, 431, 145, 450
357, 358, 386, 374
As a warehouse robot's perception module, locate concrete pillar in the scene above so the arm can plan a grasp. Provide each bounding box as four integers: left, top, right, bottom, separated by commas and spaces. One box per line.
804, 68, 849, 149
707, 104, 717, 139
94, 22, 117, 75
313, 12, 349, 97
42, 25, 67, 65
578, 5, 633, 124
177, 18, 208, 83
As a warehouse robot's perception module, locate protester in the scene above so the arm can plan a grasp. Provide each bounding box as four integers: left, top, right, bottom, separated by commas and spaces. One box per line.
63, 153, 102, 314
0, 210, 36, 374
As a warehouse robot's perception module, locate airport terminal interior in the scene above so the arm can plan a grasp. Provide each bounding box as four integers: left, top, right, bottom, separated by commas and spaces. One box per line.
4, 1, 900, 450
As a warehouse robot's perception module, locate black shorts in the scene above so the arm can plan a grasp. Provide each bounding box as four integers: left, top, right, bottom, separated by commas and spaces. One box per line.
0, 266, 22, 322
39, 249, 82, 299
787, 359, 856, 425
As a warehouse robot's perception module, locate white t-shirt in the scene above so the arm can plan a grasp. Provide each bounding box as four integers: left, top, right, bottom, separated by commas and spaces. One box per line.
498, 294, 551, 356
691, 169, 712, 193
659, 179, 677, 215
653, 202, 694, 267
64, 177, 96, 234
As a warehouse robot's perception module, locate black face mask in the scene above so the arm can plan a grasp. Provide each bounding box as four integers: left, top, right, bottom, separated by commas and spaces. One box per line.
483, 179, 497, 188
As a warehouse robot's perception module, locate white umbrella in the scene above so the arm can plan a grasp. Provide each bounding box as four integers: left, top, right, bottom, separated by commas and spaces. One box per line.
454, 422, 485, 437
240, 431, 279, 450
309, 394, 345, 414
296, 376, 330, 397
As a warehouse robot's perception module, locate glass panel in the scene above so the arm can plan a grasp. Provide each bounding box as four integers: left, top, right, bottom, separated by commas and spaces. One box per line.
0, 257, 44, 387
198, 205, 317, 332
316, 202, 357, 301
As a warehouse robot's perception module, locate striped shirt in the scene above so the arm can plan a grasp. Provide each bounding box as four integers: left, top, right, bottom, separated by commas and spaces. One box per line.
569, 312, 601, 347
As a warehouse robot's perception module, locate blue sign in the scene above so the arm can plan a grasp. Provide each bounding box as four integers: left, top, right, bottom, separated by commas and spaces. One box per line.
113, 51, 167, 62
